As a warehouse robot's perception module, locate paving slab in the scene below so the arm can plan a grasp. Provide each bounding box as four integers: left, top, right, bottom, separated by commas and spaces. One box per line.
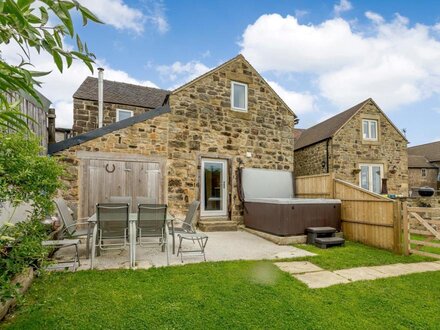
334, 267, 390, 281
294, 271, 350, 288
275, 261, 323, 274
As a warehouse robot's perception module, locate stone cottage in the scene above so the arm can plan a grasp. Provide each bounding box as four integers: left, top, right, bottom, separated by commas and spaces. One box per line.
48, 55, 297, 230
294, 98, 408, 196
408, 141, 440, 193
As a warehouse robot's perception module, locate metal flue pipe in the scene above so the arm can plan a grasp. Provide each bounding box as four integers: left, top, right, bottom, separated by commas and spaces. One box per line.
98, 67, 104, 128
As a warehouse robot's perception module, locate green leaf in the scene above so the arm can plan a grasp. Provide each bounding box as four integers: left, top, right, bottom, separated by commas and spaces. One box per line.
76, 34, 83, 52
39, 7, 49, 25
52, 51, 63, 72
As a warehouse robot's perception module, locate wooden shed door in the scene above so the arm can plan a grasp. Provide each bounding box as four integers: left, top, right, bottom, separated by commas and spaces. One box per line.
79, 158, 162, 218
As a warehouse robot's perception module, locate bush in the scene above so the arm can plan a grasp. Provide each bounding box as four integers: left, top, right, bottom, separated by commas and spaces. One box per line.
0, 133, 64, 301
0, 220, 51, 301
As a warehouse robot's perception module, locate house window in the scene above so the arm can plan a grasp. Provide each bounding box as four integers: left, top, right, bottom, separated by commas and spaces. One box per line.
359, 163, 383, 194
362, 119, 378, 141
231, 81, 248, 112
421, 168, 427, 177
116, 109, 133, 122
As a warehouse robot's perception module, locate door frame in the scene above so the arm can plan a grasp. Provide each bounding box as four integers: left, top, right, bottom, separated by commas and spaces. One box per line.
359, 163, 384, 194
200, 158, 228, 217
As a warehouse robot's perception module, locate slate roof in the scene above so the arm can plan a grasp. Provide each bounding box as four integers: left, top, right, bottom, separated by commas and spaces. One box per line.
408, 155, 438, 168
293, 128, 305, 141
408, 141, 440, 162
295, 99, 370, 150
73, 77, 170, 109
48, 104, 170, 154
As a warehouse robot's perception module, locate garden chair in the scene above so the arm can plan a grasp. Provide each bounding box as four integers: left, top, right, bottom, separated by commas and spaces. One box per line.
136, 197, 156, 205
109, 196, 133, 206
170, 201, 209, 262
54, 198, 88, 239
95, 203, 130, 252
137, 204, 169, 265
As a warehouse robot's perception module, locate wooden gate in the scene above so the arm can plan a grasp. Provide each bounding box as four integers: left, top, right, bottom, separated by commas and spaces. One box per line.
402, 203, 440, 259
78, 152, 165, 219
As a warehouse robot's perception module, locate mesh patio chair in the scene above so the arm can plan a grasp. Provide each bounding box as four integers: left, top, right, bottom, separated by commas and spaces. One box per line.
95, 203, 129, 252
137, 204, 169, 265
136, 197, 156, 205
109, 196, 133, 206
171, 201, 208, 262
54, 198, 88, 239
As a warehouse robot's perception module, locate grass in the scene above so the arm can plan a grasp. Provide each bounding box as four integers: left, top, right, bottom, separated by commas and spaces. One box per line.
2, 242, 440, 330
410, 234, 440, 255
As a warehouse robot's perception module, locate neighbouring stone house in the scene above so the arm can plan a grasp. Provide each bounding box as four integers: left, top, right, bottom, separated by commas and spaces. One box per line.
408, 141, 440, 193
294, 98, 408, 196
48, 55, 297, 229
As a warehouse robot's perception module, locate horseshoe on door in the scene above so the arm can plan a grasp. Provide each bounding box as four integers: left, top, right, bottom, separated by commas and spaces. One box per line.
105, 164, 116, 173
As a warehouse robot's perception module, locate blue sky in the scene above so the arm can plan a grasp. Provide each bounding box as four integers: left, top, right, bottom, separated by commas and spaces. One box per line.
3, 0, 440, 146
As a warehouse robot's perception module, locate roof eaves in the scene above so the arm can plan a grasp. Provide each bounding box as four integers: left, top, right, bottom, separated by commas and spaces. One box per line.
48, 104, 170, 155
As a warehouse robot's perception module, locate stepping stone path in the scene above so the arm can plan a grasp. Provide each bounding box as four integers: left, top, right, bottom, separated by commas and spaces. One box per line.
275, 260, 440, 289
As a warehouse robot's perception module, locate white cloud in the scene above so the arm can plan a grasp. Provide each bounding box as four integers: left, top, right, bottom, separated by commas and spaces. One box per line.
78, 0, 146, 34
267, 81, 316, 115
241, 13, 440, 110
365, 11, 384, 24
334, 0, 353, 16
157, 61, 211, 89
2, 41, 159, 128
144, 0, 169, 34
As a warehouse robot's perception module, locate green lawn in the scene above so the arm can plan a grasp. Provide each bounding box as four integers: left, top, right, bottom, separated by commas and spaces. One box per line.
410, 234, 440, 255
2, 242, 440, 330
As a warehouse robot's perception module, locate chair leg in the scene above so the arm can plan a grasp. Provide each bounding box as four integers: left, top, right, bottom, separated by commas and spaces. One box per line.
75, 243, 81, 268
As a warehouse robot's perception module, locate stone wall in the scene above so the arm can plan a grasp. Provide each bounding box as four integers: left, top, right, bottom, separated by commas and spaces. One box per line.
167, 56, 295, 222
331, 101, 408, 196
73, 99, 153, 135
294, 140, 331, 177
408, 167, 438, 190
53, 115, 169, 217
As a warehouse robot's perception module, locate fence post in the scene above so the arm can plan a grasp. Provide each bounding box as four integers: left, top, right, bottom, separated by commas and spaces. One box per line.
393, 200, 402, 254
330, 172, 336, 198
402, 201, 410, 256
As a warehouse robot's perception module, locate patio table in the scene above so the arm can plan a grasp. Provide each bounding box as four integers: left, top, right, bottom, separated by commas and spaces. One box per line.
87, 212, 174, 269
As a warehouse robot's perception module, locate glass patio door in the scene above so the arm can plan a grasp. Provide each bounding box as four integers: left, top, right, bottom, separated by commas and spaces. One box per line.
359, 164, 383, 194
201, 159, 228, 217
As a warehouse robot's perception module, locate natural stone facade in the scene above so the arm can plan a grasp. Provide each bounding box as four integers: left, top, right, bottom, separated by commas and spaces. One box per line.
73, 99, 153, 135
53, 55, 296, 223
295, 100, 408, 196
408, 168, 438, 191
167, 56, 295, 222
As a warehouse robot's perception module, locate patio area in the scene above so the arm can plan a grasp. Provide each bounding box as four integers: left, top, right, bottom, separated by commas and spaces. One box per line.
53, 230, 315, 270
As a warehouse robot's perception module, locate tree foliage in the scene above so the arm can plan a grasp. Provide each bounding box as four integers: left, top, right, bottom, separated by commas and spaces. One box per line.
0, 132, 64, 219
0, 0, 102, 131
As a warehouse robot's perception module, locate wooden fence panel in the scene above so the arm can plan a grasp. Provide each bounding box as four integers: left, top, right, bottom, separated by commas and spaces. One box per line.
295, 174, 401, 252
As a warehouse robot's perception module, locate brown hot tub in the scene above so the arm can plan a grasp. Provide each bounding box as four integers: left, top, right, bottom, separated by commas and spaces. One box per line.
244, 198, 341, 236
241, 168, 341, 236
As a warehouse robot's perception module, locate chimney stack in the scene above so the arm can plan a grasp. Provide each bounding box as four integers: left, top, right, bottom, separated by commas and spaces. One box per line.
48, 107, 56, 143
98, 67, 104, 128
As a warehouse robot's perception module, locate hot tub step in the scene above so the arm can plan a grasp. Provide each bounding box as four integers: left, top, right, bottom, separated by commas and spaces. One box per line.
314, 237, 345, 249
306, 227, 338, 244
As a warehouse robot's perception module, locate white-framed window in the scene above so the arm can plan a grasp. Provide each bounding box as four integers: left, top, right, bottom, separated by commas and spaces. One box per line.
421, 168, 427, 177
362, 119, 378, 141
359, 163, 383, 194
116, 109, 133, 122
231, 81, 248, 112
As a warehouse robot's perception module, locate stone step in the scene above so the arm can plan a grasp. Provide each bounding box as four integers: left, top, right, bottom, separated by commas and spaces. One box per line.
198, 220, 238, 232
314, 237, 345, 249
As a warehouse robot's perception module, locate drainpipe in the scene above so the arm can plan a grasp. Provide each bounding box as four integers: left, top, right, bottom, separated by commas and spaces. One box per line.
47, 107, 56, 143
326, 139, 330, 173
98, 67, 104, 128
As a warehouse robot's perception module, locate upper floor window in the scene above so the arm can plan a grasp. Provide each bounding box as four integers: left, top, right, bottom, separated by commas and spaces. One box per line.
362, 119, 378, 141
116, 109, 133, 122
231, 81, 248, 112
421, 168, 427, 177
